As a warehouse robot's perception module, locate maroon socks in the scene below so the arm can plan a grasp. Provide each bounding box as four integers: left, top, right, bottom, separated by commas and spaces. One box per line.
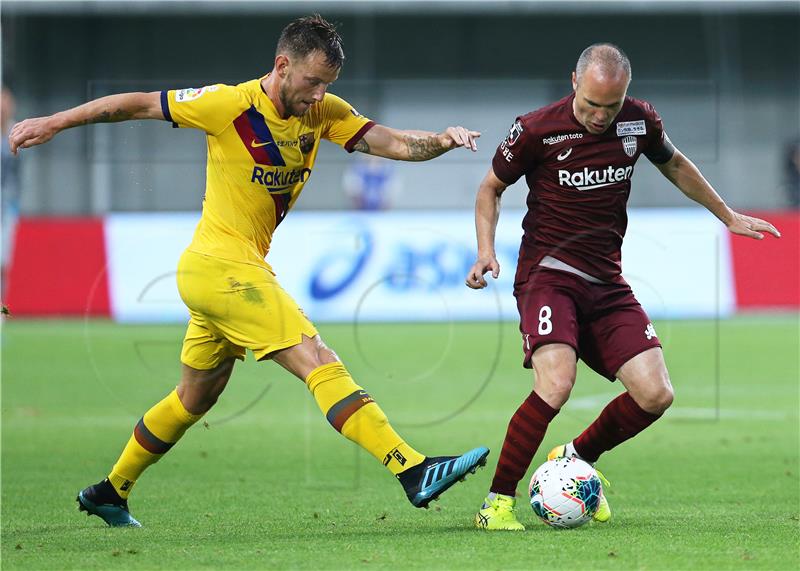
490, 391, 558, 496
574, 392, 662, 463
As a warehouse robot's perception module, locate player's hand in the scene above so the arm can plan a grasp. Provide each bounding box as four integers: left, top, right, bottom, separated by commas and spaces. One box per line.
726, 211, 781, 240
8, 116, 60, 155
440, 126, 480, 152
465, 255, 500, 289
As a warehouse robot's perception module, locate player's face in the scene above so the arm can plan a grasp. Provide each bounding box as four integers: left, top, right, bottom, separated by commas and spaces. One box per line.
279, 51, 340, 117
571, 66, 629, 135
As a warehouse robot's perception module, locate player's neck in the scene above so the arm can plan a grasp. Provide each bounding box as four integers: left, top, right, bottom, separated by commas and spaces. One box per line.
261, 73, 289, 119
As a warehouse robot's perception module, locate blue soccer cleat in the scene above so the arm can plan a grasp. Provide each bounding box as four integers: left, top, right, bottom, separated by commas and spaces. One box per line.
77, 479, 141, 527
398, 447, 490, 508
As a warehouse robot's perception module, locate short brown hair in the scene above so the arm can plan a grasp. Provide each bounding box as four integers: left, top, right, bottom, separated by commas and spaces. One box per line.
277, 15, 345, 69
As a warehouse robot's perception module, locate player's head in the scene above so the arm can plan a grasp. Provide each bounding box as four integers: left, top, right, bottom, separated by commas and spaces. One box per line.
274, 15, 344, 117
571, 43, 631, 135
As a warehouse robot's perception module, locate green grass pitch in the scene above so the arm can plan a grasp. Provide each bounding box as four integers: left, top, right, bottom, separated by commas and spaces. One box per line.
2, 316, 798, 570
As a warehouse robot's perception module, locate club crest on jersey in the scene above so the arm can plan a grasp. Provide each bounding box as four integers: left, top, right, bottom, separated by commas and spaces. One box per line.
616, 120, 646, 136
506, 120, 524, 146
299, 132, 316, 154
622, 136, 637, 157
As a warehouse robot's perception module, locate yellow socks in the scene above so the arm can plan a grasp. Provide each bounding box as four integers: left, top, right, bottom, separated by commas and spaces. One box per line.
306, 362, 424, 475
107, 364, 420, 498
108, 390, 203, 498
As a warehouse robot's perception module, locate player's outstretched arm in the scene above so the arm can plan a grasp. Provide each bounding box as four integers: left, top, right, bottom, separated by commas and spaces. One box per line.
655, 149, 781, 240
466, 168, 508, 290
352, 123, 480, 161
8, 92, 164, 155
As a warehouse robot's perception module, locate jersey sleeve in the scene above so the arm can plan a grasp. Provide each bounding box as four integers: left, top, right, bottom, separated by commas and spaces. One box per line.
319, 93, 375, 152
491, 117, 536, 185
160, 84, 249, 136
642, 102, 675, 165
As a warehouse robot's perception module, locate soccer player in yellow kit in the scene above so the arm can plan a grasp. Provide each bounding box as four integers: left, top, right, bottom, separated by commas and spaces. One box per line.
9, 15, 489, 527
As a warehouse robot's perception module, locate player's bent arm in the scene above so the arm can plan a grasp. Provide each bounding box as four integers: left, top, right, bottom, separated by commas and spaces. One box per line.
353, 123, 480, 161
9, 91, 163, 155
656, 149, 781, 240
466, 168, 508, 289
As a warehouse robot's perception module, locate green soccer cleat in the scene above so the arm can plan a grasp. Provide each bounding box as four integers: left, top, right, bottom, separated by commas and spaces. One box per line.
398, 447, 490, 508
548, 444, 611, 522
77, 479, 141, 528
475, 494, 525, 531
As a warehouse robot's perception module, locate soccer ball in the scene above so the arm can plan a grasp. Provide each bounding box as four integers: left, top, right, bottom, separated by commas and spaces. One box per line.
529, 456, 603, 528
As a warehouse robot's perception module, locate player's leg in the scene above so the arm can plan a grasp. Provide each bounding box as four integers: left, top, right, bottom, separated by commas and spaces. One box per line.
270, 333, 426, 474
572, 347, 673, 463
489, 343, 576, 497
477, 268, 585, 530
549, 287, 670, 522
77, 357, 236, 527
78, 251, 246, 527
270, 334, 489, 508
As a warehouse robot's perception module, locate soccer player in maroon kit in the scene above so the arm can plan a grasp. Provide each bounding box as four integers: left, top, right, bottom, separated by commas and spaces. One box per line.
466, 43, 780, 530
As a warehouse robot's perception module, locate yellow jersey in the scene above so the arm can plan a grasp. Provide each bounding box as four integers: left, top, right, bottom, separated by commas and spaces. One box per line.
161, 77, 374, 270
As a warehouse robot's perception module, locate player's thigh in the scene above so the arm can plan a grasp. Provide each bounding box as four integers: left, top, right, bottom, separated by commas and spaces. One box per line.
177, 250, 318, 368
209, 261, 319, 362
515, 268, 584, 370
616, 347, 673, 414
579, 285, 661, 382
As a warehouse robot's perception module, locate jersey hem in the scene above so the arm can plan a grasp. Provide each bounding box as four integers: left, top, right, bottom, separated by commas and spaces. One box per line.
345, 121, 376, 153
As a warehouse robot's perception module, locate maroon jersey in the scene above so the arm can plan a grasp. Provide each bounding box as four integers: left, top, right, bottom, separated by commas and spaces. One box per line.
493, 93, 674, 284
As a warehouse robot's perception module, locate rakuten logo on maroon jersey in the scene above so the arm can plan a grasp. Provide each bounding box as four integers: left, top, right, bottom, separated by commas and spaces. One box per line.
557, 165, 634, 191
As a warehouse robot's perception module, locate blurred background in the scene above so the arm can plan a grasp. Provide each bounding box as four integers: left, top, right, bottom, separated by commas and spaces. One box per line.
1, 0, 798, 320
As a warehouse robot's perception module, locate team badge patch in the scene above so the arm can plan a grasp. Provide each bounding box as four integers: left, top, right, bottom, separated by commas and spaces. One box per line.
299, 132, 316, 154
622, 136, 637, 157
506, 120, 524, 146
616, 120, 646, 136
174, 85, 218, 103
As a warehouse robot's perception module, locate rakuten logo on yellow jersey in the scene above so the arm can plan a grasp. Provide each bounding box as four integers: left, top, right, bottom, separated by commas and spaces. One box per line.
250, 166, 312, 193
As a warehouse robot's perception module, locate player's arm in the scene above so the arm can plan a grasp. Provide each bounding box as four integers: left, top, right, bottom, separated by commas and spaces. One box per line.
465, 168, 508, 289
655, 149, 781, 240
352, 124, 480, 161
9, 92, 164, 155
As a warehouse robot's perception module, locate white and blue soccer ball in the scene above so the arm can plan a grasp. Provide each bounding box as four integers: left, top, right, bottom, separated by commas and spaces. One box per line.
529, 457, 602, 528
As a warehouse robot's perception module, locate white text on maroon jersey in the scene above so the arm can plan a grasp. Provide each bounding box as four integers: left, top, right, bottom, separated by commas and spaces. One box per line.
557, 165, 634, 191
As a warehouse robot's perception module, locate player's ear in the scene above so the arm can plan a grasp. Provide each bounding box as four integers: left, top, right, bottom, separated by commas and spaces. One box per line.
275, 54, 290, 78
571, 71, 578, 92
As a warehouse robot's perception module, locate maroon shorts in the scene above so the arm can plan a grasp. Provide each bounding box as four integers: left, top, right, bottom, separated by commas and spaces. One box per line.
515, 267, 661, 381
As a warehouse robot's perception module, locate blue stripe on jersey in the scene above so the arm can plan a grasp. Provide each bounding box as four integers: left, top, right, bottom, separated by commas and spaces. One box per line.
245, 106, 286, 166
160, 91, 175, 125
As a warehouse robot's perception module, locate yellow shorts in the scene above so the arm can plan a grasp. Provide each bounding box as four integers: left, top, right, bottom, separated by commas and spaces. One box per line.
176, 249, 318, 370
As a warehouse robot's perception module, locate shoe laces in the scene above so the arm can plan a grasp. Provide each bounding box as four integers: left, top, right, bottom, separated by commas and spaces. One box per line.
489, 494, 516, 511
594, 467, 611, 489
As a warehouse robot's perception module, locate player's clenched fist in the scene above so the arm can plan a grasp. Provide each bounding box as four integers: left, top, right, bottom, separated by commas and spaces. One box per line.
465, 255, 500, 289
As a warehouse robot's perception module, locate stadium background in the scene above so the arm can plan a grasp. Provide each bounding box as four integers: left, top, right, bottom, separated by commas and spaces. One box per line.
1, 2, 798, 570
2, 0, 798, 320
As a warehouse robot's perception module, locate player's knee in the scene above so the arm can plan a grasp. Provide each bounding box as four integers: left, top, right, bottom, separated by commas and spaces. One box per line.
316, 347, 339, 366
534, 374, 575, 409
637, 378, 674, 415
311, 336, 340, 367
654, 382, 674, 413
